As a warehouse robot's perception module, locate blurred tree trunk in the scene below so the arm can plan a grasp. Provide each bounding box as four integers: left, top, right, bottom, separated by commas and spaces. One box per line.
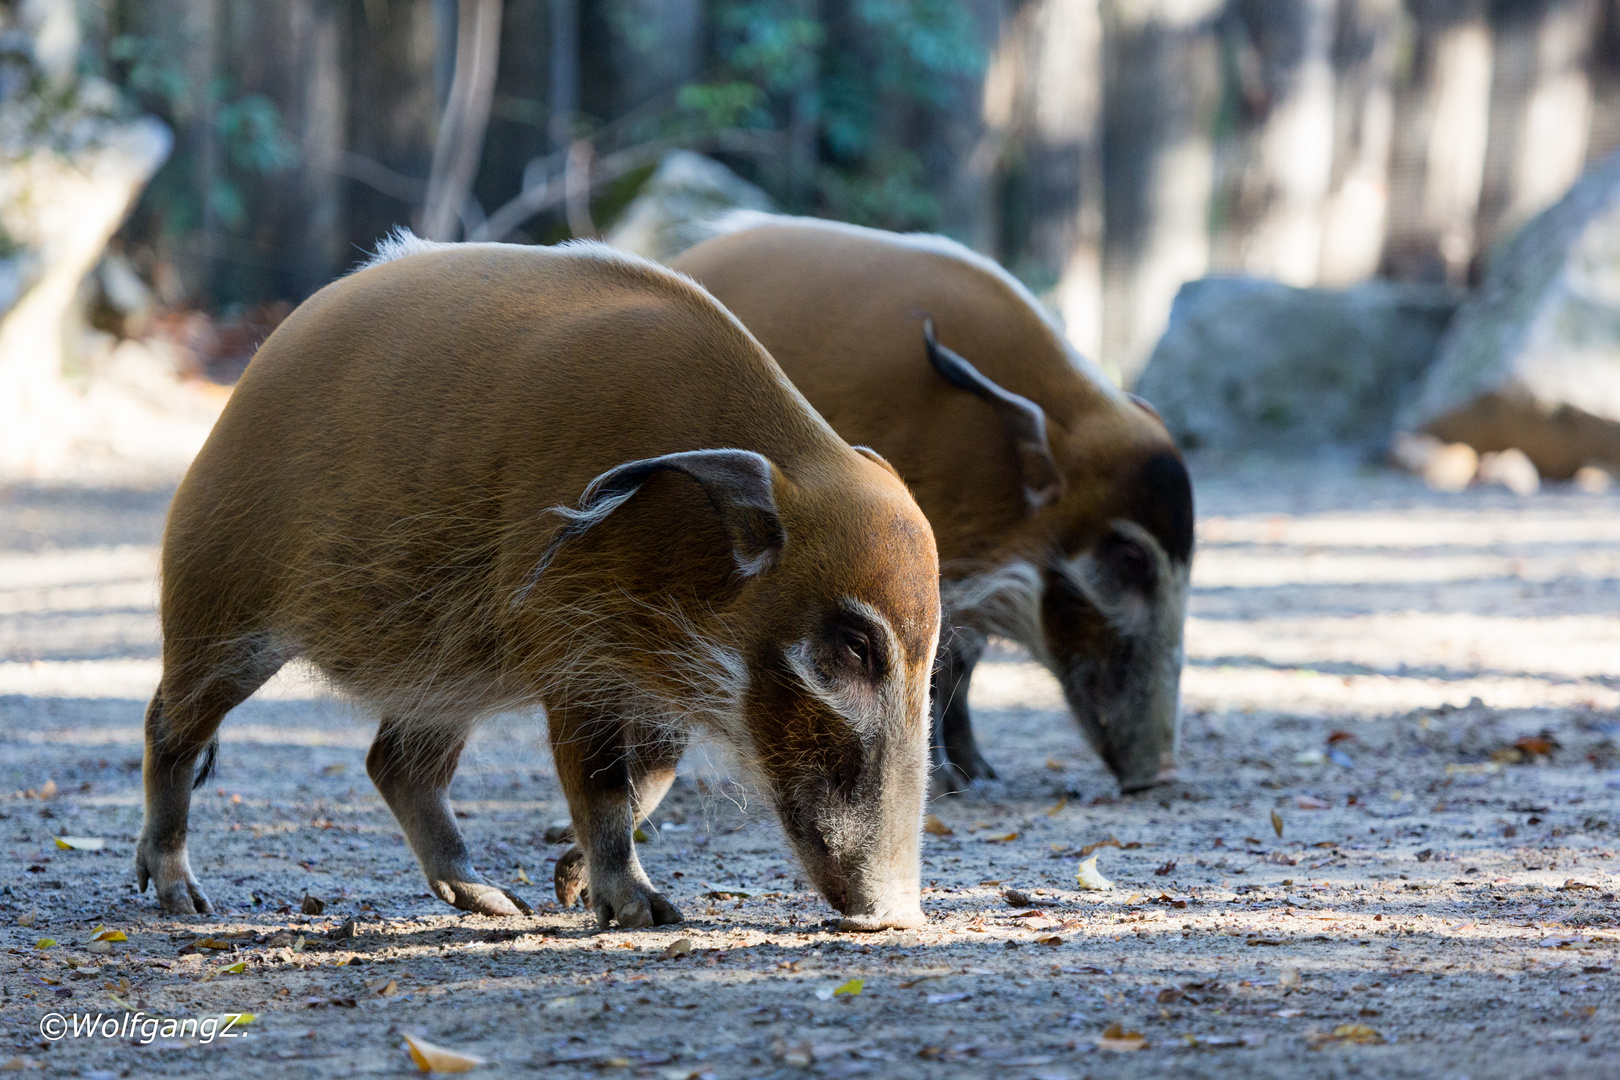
293, 1, 349, 295
1317, 0, 1399, 285
422, 0, 504, 240
550, 0, 579, 149
1230, 0, 1340, 286
990, 0, 1105, 362
1383, 0, 1492, 282
1475, 0, 1600, 253
612, 0, 703, 112
1100, 0, 1223, 386
345, 0, 441, 252
185, 0, 220, 299
1587, 1, 1620, 164
788, 0, 822, 211
936, 0, 1006, 257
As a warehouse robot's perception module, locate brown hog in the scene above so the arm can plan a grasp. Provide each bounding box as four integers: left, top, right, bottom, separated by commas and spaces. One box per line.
139, 234, 940, 931
672, 216, 1192, 794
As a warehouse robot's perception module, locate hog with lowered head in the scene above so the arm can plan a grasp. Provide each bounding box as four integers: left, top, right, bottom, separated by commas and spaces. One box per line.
139, 234, 939, 930
673, 216, 1192, 794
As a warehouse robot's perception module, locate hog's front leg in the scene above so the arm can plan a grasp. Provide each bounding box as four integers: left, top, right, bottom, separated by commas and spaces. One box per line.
551, 708, 683, 929
553, 752, 682, 908
367, 719, 532, 916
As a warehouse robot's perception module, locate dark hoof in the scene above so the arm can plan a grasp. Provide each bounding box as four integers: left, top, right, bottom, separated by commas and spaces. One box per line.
595, 889, 682, 930
434, 879, 532, 916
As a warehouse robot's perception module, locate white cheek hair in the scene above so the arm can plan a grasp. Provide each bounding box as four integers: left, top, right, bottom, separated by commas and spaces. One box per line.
939, 558, 1047, 661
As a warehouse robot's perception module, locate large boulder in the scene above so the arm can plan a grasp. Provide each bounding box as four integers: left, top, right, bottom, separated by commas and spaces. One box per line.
1404, 151, 1620, 478
604, 151, 773, 263
1134, 276, 1462, 458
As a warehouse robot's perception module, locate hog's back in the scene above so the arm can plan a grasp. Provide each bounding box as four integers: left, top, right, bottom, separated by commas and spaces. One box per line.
160, 243, 831, 697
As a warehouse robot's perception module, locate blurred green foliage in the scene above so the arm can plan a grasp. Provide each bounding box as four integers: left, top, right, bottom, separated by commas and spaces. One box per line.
108, 35, 296, 238
676, 0, 982, 229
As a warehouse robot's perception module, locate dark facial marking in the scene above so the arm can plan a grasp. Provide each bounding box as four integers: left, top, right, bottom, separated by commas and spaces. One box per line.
1128, 451, 1194, 564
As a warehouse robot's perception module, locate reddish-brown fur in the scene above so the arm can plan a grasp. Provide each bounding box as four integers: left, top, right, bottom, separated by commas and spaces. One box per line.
140, 237, 939, 930
673, 217, 1192, 792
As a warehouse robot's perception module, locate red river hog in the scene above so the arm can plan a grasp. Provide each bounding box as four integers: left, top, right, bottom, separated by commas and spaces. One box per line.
140, 234, 940, 930
673, 216, 1192, 794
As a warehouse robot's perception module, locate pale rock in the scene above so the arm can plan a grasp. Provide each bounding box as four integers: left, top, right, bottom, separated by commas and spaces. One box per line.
1135, 276, 1461, 459
1389, 432, 1479, 492
1574, 465, 1613, 493
604, 151, 773, 264
1407, 150, 1620, 478
1475, 448, 1540, 495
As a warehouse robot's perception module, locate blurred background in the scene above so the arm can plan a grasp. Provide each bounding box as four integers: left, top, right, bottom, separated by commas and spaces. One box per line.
3, 0, 1620, 486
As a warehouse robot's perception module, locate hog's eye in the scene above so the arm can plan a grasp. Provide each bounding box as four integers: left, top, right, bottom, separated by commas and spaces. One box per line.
1102, 534, 1155, 591
838, 626, 870, 670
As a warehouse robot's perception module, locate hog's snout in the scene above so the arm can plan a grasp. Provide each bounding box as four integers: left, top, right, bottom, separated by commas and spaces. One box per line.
780, 780, 925, 934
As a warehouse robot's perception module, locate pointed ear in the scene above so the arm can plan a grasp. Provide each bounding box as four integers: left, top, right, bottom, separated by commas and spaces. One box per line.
522, 449, 785, 598
922, 317, 1064, 511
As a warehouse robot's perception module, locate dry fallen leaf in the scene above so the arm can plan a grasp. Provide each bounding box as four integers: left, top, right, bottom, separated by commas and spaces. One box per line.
1076, 854, 1114, 891
1045, 757, 1065, 771
1096, 1022, 1148, 1051
923, 815, 953, 836
1305, 1024, 1386, 1049
53, 837, 106, 851
370, 978, 398, 996
92, 929, 127, 943
1045, 796, 1068, 817
1514, 734, 1557, 757
982, 832, 1019, 843
1271, 809, 1284, 838
403, 1033, 485, 1073
773, 1039, 814, 1067
15, 907, 35, 928
1035, 935, 1064, 946
660, 937, 694, 959
1294, 795, 1330, 810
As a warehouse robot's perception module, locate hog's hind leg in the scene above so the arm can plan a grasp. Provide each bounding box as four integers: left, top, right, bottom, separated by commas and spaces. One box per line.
138, 648, 281, 915
552, 708, 684, 929
930, 635, 996, 795
367, 717, 533, 916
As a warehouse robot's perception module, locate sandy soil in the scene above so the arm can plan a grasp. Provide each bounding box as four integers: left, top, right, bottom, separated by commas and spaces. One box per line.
2, 461, 1617, 1079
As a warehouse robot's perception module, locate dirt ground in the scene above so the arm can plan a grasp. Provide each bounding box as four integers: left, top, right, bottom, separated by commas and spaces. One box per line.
2, 460, 1618, 1079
